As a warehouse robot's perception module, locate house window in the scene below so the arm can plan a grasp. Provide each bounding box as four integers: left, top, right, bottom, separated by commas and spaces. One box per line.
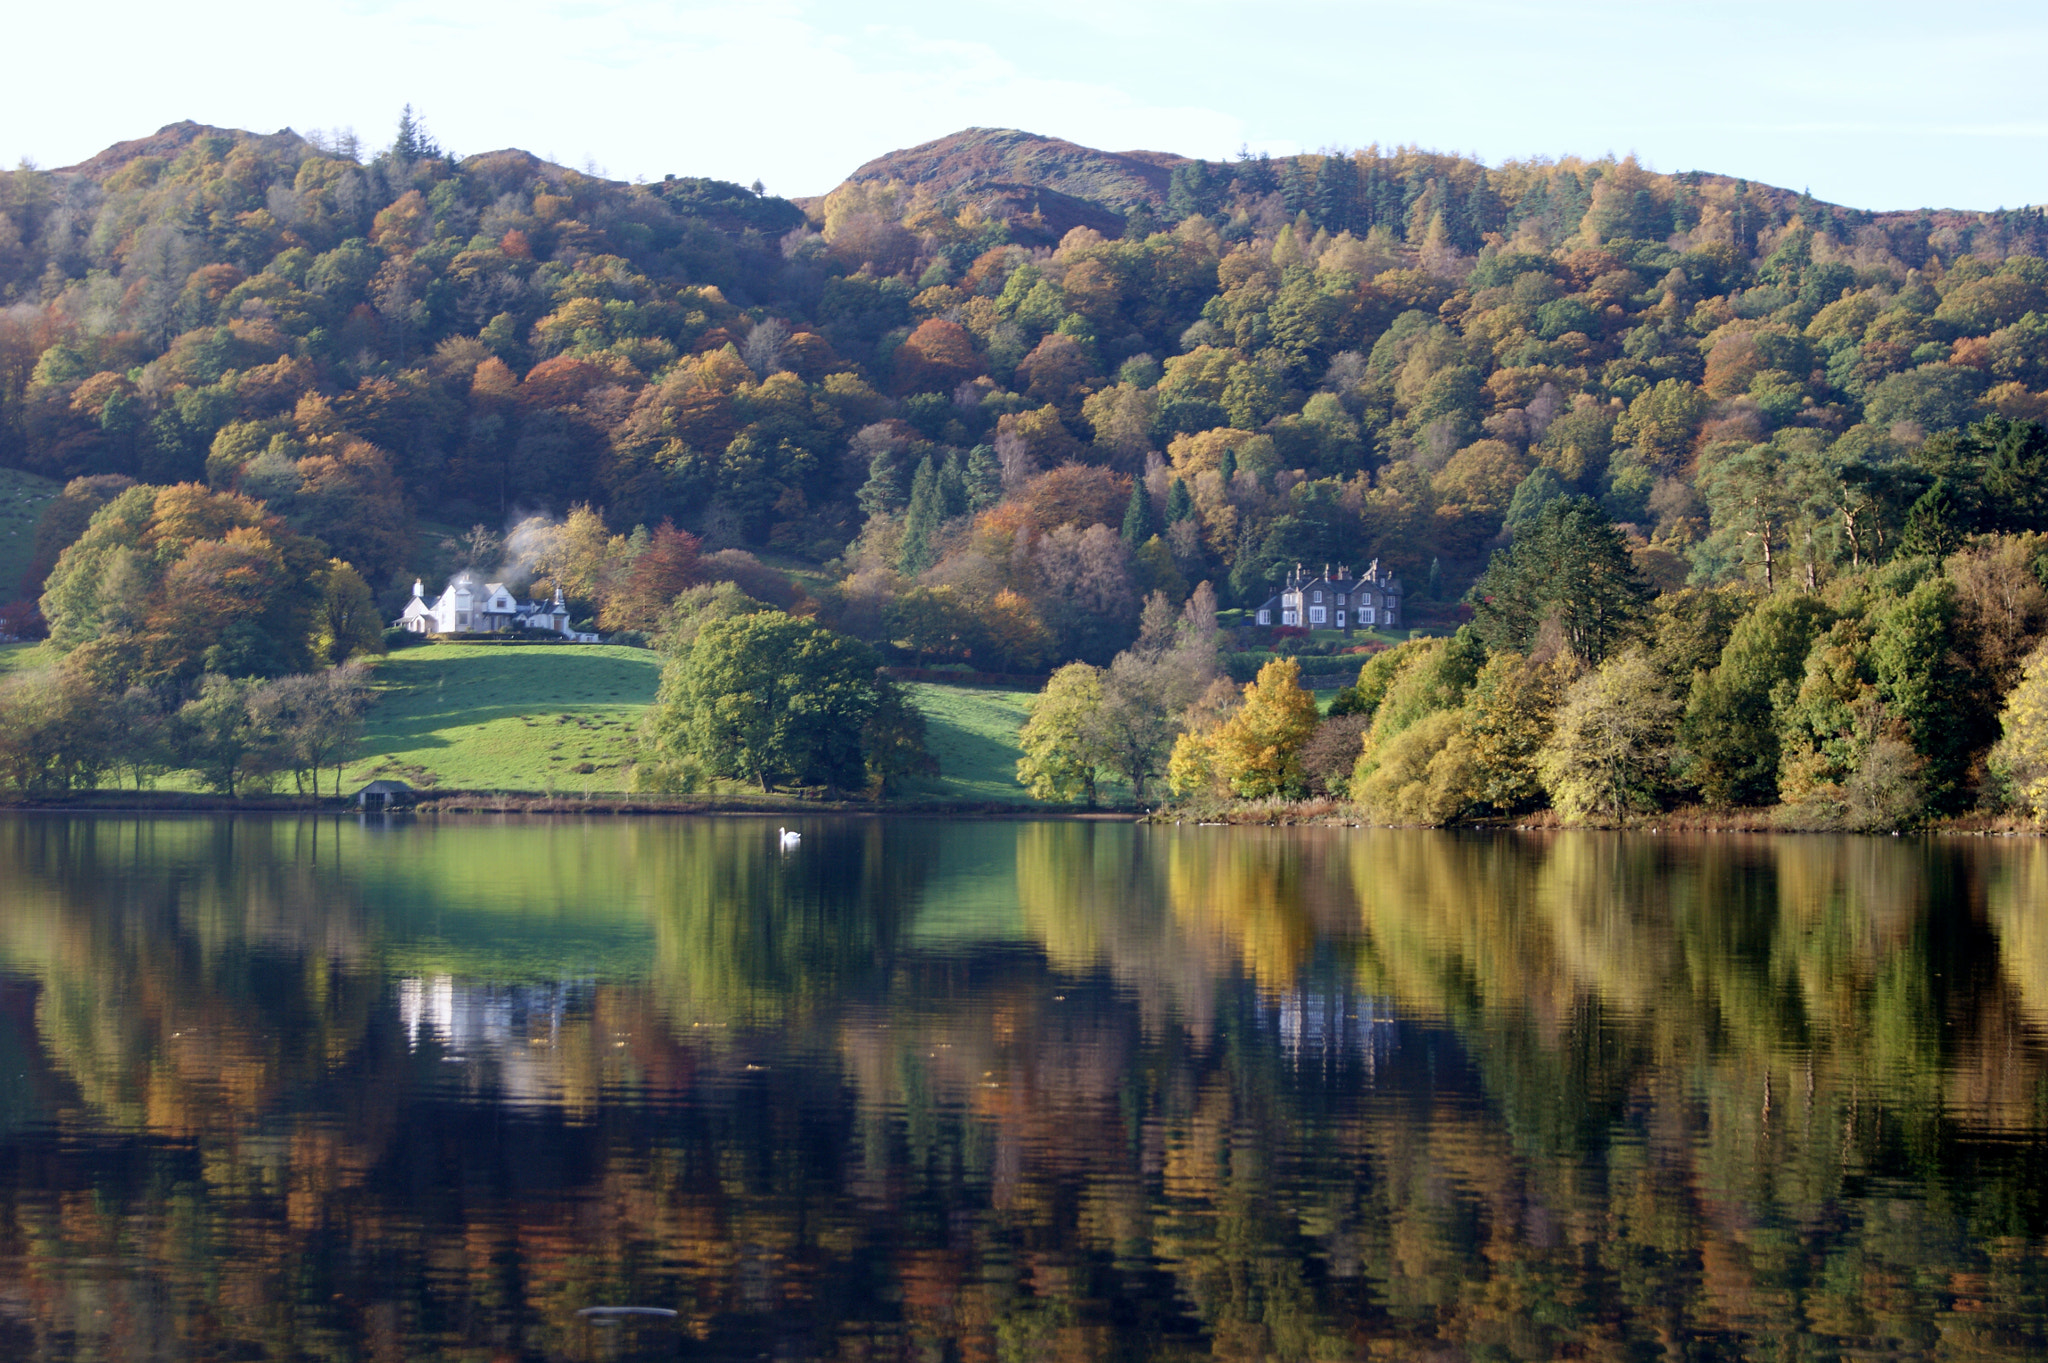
1312, 590, 1323, 603
1309, 607, 1327, 625
1360, 608, 1376, 625
457, 611, 470, 626
1337, 593, 1347, 606
1282, 610, 1299, 626
1256, 609, 1271, 625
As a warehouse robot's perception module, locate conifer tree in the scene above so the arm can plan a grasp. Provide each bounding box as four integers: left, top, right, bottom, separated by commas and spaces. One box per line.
1121, 483, 1156, 547
898, 455, 942, 575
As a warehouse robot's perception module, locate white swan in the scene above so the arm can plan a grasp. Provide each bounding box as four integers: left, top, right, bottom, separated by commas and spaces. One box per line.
778, 827, 801, 849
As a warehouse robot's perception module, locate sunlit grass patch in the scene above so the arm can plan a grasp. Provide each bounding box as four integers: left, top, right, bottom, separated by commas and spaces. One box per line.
350, 643, 663, 793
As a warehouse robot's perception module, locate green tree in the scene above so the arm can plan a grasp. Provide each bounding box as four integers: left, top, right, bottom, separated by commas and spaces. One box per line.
1870, 574, 1987, 809
0, 667, 113, 796
1472, 495, 1651, 665
861, 680, 937, 796
1678, 592, 1834, 807
898, 455, 943, 574
1614, 378, 1708, 473
175, 674, 276, 797
645, 612, 886, 794
1120, 482, 1156, 547
1016, 663, 1106, 805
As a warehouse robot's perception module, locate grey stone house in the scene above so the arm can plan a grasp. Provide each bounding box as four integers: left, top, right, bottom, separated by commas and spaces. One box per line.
1254, 562, 1402, 633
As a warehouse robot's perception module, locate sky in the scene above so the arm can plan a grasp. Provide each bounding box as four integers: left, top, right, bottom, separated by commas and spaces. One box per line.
5, 0, 2043, 212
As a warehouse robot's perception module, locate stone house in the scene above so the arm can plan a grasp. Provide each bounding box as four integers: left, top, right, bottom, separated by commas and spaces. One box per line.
1254, 562, 1402, 633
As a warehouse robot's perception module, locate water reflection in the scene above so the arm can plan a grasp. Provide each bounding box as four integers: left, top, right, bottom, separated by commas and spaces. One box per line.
0, 817, 2045, 1359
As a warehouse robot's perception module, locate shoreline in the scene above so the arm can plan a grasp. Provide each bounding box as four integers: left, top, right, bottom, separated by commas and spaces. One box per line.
0, 790, 2038, 835
0, 790, 1138, 820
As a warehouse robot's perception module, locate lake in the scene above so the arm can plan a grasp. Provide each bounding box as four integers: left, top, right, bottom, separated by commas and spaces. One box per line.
1, 816, 2046, 1361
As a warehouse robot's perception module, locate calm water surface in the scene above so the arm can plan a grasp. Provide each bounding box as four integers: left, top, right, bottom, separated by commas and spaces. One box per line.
1, 816, 2047, 1361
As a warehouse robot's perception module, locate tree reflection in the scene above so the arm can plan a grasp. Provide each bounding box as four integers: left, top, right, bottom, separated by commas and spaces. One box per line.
0, 818, 2045, 1358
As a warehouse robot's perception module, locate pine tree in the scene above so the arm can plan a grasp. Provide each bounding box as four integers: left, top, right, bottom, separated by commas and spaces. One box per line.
1313, 154, 1356, 233
1281, 159, 1313, 219
1166, 477, 1195, 525
938, 451, 969, 519
898, 456, 942, 575
963, 444, 1003, 512
1121, 483, 1156, 547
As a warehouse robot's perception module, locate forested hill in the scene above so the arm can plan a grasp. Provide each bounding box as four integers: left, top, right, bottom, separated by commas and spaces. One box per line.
3, 112, 2048, 659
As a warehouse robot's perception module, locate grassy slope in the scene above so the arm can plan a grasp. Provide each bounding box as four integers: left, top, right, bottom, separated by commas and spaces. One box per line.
350, 644, 663, 793
0, 468, 59, 602
350, 647, 1038, 803
898, 683, 1034, 804
0, 642, 55, 677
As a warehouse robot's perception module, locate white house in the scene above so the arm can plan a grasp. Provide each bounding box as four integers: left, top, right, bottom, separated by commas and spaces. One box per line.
398, 571, 596, 640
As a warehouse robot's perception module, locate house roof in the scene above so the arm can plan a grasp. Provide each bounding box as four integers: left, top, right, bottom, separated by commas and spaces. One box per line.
356, 779, 413, 795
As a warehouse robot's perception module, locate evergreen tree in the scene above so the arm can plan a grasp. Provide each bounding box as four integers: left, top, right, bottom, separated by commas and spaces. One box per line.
938, 451, 968, 519
858, 450, 910, 520
963, 444, 1003, 512
1312, 154, 1356, 233
1472, 496, 1652, 666
1121, 483, 1156, 547
898, 455, 942, 575
1165, 477, 1195, 525
1281, 158, 1314, 219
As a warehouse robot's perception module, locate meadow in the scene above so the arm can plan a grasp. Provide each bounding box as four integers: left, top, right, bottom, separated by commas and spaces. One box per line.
349, 644, 1038, 803
348, 643, 663, 793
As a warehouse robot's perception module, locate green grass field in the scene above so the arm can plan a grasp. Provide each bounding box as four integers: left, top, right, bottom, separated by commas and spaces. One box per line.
0, 468, 59, 602
2, 634, 1043, 803
349, 643, 664, 793
349, 647, 1040, 803
0, 641, 54, 677
898, 683, 1034, 803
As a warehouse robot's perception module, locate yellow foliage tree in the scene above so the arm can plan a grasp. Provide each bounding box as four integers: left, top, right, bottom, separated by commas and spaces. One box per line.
1992, 645, 2048, 819
1208, 658, 1319, 799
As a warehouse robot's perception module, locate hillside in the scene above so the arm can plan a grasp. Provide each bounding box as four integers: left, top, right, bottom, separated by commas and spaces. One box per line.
349, 646, 1031, 801
835, 127, 1183, 215
1, 112, 2047, 825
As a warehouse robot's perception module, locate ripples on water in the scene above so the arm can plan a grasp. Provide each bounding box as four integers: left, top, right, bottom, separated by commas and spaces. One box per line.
0, 816, 2046, 1360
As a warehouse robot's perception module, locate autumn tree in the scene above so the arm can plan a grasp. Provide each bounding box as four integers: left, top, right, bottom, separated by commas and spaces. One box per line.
1536, 649, 1679, 823
599, 521, 703, 633
1203, 657, 1320, 799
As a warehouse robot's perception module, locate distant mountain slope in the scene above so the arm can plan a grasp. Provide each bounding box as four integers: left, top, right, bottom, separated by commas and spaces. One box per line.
841, 128, 1185, 216
58, 120, 312, 179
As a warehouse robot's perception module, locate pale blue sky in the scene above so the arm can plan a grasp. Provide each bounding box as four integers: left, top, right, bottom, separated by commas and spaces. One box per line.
8, 0, 2042, 211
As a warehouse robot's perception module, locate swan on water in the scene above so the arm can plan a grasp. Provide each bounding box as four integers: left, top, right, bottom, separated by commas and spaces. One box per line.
779, 827, 800, 848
